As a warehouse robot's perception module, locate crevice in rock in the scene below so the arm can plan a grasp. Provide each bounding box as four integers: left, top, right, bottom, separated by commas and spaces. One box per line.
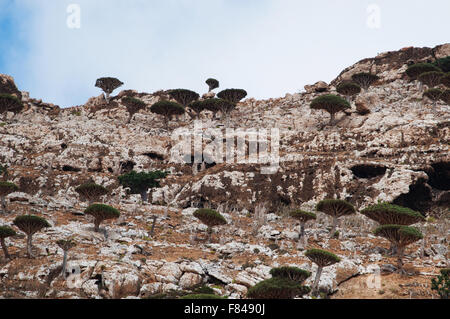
143, 152, 165, 161
425, 162, 450, 191
351, 164, 387, 179
392, 178, 432, 214
62, 165, 81, 172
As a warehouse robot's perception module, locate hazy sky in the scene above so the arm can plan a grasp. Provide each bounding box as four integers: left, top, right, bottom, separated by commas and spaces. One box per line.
0, 0, 449, 107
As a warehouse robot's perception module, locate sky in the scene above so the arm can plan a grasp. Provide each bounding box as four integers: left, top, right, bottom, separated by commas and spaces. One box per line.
0, 0, 449, 108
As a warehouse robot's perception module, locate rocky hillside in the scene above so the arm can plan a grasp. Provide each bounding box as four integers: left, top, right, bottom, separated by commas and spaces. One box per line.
0, 44, 448, 299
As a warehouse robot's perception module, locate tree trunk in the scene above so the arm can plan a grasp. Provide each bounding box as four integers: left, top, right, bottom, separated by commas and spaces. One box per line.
27, 234, 34, 258
298, 222, 306, 248
94, 220, 101, 233
312, 266, 323, 295
329, 113, 336, 126
397, 246, 405, 273
140, 190, 148, 203
61, 250, 68, 279
105, 92, 110, 104
1, 196, 7, 214
149, 216, 157, 237
207, 227, 213, 243
1, 238, 10, 259
330, 217, 338, 238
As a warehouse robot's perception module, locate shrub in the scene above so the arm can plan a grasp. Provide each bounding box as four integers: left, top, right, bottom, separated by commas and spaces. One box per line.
75, 183, 108, 205
118, 170, 167, 203
316, 199, 355, 237
180, 294, 225, 299
360, 203, 425, 226
193, 209, 227, 242
84, 204, 120, 232
431, 268, 450, 299
0, 181, 19, 214
13, 215, 51, 258
0, 94, 23, 115
310, 94, 350, 125
217, 89, 247, 104
336, 82, 361, 101
441, 73, 450, 88
150, 101, 185, 130
288, 210, 316, 245
423, 88, 443, 106
192, 285, 215, 295
418, 71, 444, 88
122, 96, 146, 123
247, 277, 310, 299
168, 89, 200, 107
433, 56, 450, 73
0, 225, 16, 259
305, 248, 340, 295
405, 63, 441, 80
351, 73, 379, 90
374, 225, 423, 273
95, 77, 124, 103
270, 266, 311, 284
206, 78, 220, 92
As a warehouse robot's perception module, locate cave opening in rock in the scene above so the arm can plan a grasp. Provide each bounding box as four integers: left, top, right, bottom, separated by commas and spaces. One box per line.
62, 165, 81, 172
143, 152, 165, 161
426, 162, 450, 191
392, 179, 432, 214
351, 164, 387, 179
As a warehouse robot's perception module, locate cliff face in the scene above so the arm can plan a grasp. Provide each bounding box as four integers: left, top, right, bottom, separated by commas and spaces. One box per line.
0, 44, 448, 299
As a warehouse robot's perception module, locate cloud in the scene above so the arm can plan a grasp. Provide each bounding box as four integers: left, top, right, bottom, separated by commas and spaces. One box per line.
3, 0, 450, 107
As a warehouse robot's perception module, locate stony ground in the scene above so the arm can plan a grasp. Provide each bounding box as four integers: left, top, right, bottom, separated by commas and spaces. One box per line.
0, 44, 449, 299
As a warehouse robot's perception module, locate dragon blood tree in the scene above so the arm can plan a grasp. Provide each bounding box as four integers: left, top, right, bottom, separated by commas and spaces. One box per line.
188, 100, 207, 119
310, 94, 350, 126
168, 89, 200, 108
405, 63, 441, 81
193, 209, 227, 242
13, 215, 51, 258
374, 225, 423, 273
118, 170, 167, 203
84, 204, 120, 232
0, 181, 19, 214
288, 210, 316, 247
150, 100, 185, 130
351, 73, 379, 91
316, 199, 356, 238
305, 248, 340, 295
201, 98, 236, 124
336, 81, 361, 102
122, 96, 146, 123
360, 203, 425, 226
441, 89, 450, 105
217, 89, 247, 105
75, 183, 109, 206
0, 94, 23, 118
206, 78, 219, 92
95, 77, 124, 103
423, 88, 443, 107
441, 73, 450, 88
270, 266, 311, 284
418, 71, 444, 88
0, 226, 16, 259
247, 277, 311, 299
56, 238, 77, 279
